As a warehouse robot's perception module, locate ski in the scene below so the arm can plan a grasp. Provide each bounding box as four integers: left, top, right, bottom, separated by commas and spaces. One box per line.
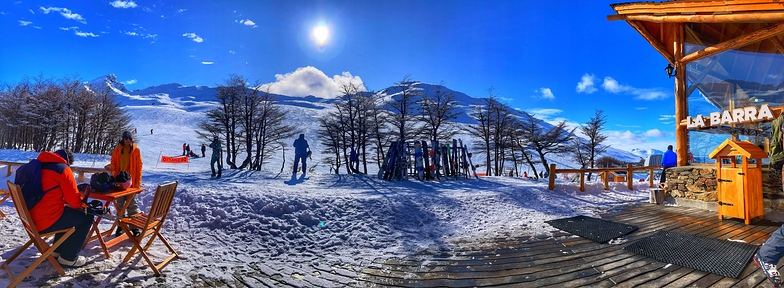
422, 140, 431, 180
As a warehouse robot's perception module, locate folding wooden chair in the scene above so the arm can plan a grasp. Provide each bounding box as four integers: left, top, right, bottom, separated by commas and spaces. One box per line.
0, 188, 9, 218
1, 181, 75, 288
119, 181, 179, 275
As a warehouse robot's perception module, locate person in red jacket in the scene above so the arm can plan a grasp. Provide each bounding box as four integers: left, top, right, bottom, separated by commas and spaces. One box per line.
105, 131, 143, 237
34, 149, 93, 268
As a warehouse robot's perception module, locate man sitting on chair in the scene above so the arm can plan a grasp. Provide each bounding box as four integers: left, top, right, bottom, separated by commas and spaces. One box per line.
32, 149, 94, 267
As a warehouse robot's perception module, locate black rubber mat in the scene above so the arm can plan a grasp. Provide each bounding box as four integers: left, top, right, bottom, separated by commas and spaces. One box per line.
545, 215, 638, 243
623, 230, 757, 278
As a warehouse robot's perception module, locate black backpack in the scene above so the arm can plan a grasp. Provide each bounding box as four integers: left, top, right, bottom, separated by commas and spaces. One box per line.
14, 159, 66, 210
90, 172, 114, 192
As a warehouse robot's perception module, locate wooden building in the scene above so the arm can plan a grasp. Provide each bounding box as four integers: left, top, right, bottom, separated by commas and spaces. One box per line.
608, 0, 784, 167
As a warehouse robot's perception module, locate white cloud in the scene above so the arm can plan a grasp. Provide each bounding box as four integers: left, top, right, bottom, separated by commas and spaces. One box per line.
229, 50, 236, 54
59, 26, 78, 31
182, 32, 203, 43
124, 31, 138, 36
635, 107, 647, 110
40, 6, 85, 23
259, 66, 366, 99
536, 87, 554, 100
124, 79, 137, 85
236, 19, 257, 28
177, 9, 186, 13
18, 20, 32, 26
631, 89, 668, 100
602, 77, 632, 93
110, 1, 137, 9
75, 30, 98, 37
659, 114, 675, 125
29, 9, 34, 14
644, 129, 665, 137
603, 76, 668, 100
576, 73, 597, 94
526, 108, 562, 117
201, 62, 214, 65
612, 130, 644, 143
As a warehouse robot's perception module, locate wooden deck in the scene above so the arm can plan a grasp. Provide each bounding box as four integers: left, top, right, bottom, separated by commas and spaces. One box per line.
359, 204, 783, 287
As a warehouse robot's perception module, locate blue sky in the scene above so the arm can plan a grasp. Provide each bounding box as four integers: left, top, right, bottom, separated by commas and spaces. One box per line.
0, 0, 681, 153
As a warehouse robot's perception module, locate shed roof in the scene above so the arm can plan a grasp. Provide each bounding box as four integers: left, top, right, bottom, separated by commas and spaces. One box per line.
708, 139, 768, 159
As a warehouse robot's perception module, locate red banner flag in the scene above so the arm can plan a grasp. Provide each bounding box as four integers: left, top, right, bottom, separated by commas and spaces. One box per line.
161, 155, 189, 164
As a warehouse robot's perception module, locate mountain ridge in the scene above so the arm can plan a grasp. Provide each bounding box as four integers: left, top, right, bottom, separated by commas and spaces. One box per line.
89, 74, 643, 168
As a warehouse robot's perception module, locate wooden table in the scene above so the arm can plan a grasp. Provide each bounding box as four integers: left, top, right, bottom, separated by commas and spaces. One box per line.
83, 187, 145, 258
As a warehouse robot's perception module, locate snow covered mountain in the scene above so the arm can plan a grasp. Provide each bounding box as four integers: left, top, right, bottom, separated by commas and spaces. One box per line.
88, 74, 643, 170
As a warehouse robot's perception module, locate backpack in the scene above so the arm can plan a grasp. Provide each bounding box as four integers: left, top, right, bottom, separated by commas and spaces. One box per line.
14, 159, 65, 210
112, 171, 132, 191
90, 172, 114, 192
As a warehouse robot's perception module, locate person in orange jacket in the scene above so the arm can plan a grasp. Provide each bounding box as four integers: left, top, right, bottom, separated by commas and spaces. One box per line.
105, 130, 143, 237
34, 149, 93, 268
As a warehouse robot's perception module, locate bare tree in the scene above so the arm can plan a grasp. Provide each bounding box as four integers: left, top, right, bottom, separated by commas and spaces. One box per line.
465, 90, 495, 176
251, 87, 297, 171
578, 109, 609, 180
386, 75, 421, 144
420, 81, 459, 143
518, 112, 575, 176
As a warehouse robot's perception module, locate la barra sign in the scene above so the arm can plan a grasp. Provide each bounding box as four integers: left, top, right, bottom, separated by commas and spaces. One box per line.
686, 104, 774, 129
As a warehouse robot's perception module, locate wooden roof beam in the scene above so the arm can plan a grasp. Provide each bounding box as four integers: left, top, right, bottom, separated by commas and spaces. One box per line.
626, 20, 675, 64
770, 35, 784, 54
686, 57, 721, 96
609, 13, 784, 23
680, 20, 784, 64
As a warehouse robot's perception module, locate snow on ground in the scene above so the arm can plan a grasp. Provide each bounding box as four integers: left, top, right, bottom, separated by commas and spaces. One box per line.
0, 162, 653, 287
0, 88, 654, 287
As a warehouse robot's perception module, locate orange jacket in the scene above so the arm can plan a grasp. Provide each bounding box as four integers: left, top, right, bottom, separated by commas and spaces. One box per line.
109, 142, 142, 188
30, 151, 85, 232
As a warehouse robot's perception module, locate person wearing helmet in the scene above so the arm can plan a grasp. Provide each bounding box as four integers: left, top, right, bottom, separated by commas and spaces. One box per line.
104, 130, 142, 237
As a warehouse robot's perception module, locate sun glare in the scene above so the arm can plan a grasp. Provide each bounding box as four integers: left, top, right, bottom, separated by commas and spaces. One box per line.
312, 24, 330, 47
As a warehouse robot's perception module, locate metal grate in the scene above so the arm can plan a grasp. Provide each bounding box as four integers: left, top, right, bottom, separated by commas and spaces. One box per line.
545, 215, 638, 243
623, 230, 757, 278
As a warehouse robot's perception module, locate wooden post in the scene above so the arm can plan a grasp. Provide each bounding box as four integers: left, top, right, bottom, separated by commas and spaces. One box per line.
717, 156, 723, 221
6, 165, 11, 177
548, 164, 556, 190
627, 164, 634, 190
603, 170, 610, 190
649, 167, 655, 188
580, 170, 585, 192
673, 22, 689, 167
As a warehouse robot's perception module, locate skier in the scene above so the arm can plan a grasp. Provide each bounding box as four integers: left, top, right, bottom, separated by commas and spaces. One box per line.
349, 148, 359, 174
201, 143, 206, 158
292, 134, 310, 176
182, 143, 187, 156
186, 144, 191, 156
209, 137, 223, 178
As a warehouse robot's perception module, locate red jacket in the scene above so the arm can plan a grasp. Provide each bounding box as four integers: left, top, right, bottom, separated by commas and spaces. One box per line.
30, 151, 85, 231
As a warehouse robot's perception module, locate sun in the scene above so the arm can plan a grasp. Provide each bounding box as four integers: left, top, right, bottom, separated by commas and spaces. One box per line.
312, 23, 330, 47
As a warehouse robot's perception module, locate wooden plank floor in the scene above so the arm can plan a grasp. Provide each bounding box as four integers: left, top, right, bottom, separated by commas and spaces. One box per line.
358, 204, 784, 287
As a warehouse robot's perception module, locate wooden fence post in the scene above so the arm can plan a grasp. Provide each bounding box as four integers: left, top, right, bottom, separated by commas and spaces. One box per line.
627, 164, 633, 190
548, 164, 556, 190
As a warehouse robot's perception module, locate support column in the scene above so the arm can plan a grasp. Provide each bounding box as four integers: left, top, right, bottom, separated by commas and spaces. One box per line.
674, 23, 688, 166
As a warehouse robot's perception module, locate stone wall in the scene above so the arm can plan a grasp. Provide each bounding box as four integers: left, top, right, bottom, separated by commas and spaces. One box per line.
662, 165, 784, 211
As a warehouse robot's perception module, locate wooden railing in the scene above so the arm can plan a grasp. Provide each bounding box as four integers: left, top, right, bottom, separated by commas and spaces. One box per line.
547, 163, 661, 192
0, 161, 106, 183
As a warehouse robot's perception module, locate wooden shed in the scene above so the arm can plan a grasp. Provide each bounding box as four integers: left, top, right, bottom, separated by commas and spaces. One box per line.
708, 139, 767, 224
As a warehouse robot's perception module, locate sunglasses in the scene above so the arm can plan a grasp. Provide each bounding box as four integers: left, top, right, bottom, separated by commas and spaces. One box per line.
123, 137, 132, 140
